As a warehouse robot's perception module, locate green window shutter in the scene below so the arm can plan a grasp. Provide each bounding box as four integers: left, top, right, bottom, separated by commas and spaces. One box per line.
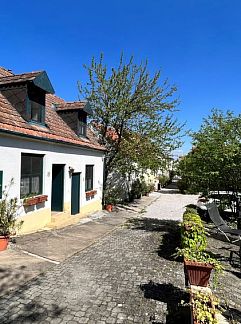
0, 171, 3, 199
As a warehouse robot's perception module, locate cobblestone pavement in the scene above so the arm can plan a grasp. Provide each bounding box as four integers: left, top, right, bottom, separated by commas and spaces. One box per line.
0, 217, 188, 324
0, 192, 241, 323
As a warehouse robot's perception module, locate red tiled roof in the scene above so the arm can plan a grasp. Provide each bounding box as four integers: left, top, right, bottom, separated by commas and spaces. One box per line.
56, 101, 86, 111
0, 67, 14, 77
0, 68, 105, 152
0, 71, 42, 86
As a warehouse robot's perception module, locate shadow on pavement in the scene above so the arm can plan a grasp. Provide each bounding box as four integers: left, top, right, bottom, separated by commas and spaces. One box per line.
140, 281, 190, 324
0, 274, 64, 323
127, 218, 182, 262
158, 189, 180, 194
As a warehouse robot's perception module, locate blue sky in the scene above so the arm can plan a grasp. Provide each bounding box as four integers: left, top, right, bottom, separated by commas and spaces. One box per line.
1, 0, 241, 153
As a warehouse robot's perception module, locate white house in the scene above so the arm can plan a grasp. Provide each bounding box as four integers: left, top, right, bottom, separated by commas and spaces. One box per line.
0, 67, 105, 234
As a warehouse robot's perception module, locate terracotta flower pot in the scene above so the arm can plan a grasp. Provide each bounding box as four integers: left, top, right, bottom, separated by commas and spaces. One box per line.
0, 236, 9, 251
184, 259, 213, 287
105, 204, 113, 212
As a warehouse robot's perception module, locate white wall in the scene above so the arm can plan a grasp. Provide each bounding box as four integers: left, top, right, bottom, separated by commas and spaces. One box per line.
0, 133, 104, 216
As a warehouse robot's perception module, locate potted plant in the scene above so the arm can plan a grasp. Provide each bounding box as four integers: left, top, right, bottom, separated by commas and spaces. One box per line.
0, 181, 23, 251
178, 249, 223, 287
190, 290, 219, 324
104, 189, 119, 212
176, 208, 223, 287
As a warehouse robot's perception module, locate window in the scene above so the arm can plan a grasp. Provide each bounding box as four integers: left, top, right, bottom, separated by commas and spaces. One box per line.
31, 101, 44, 123
78, 113, 87, 137
85, 165, 93, 191
28, 85, 45, 124
20, 154, 43, 198
0, 171, 2, 199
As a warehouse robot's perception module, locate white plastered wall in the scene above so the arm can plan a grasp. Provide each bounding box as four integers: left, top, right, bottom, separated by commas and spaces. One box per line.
0, 133, 104, 231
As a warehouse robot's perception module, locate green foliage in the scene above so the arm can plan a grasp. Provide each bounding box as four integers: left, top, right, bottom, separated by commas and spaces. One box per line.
192, 291, 219, 324
0, 179, 23, 236
177, 109, 241, 196
104, 188, 120, 205
181, 212, 207, 251
79, 53, 184, 192
131, 179, 143, 199
176, 208, 224, 287
158, 175, 169, 187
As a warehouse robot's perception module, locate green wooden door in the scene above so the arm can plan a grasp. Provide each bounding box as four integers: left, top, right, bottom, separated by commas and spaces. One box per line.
71, 173, 80, 215
51, 164, 64, 211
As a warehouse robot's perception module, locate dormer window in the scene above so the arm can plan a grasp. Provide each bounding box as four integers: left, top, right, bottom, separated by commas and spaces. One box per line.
0, 70, 54, 125
56, 101, 92, 138
78, 113, 87, 137
28, 84, 45, 124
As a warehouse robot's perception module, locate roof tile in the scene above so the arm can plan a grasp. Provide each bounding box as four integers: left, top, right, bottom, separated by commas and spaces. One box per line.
0, 69, 105, 151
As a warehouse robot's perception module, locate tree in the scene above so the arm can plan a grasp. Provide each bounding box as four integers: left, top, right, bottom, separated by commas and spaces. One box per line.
79, 54, 183, 196
178, 109, 241, 225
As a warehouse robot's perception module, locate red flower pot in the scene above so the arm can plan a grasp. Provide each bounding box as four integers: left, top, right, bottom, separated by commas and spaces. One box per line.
105, 204, 113, 212
0, 236, 9, 251
184, 259, 213, 287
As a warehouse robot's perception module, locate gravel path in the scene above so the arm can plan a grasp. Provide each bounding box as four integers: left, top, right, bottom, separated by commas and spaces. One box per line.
143, 189, 198, 221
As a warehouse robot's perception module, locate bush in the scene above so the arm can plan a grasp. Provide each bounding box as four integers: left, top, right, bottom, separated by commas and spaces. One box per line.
131, 179, 142, 199
0, 179, 23, 236
158, 175, 169, 187
181, 212, 207, 251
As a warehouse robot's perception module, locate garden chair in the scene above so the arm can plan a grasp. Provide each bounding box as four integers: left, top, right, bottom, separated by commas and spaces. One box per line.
206, 202, 241, 264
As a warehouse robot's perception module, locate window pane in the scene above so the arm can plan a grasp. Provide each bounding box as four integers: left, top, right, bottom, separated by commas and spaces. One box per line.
31, 176, 40, 194
20, 177, 30, 196
31, 156, 42, 174
21, 156, 31, 175
85, 165, 93, 191
31, 101, 42, 123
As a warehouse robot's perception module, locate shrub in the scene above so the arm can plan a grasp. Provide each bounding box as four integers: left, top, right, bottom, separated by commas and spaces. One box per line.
181, 211, 207, 251
0, 179, 23, 236
158, 175, 169, 187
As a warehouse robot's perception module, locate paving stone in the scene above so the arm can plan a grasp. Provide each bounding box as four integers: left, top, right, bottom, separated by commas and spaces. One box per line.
0, 192, 239, 323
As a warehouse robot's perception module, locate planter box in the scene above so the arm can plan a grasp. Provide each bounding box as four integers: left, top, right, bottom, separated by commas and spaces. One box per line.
86, 190, 97, 198
184, 259, 213, 287
24, 195, 48, 206
190, 294, 216, 324
190, 287, 216, 324
37, 195, 48, 203
23, 197, 39, 206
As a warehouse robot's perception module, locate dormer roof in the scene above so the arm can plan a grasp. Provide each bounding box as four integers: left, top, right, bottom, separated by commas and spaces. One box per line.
0, 70, 54, 94
56, 101, 93, 115
0, 67, 105, 152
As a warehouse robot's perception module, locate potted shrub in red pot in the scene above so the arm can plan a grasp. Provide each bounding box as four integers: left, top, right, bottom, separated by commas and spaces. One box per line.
104, 189, 119, 212
176, 208, 223, 287
180, 249, 223, 287
0, 181, 23, 251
